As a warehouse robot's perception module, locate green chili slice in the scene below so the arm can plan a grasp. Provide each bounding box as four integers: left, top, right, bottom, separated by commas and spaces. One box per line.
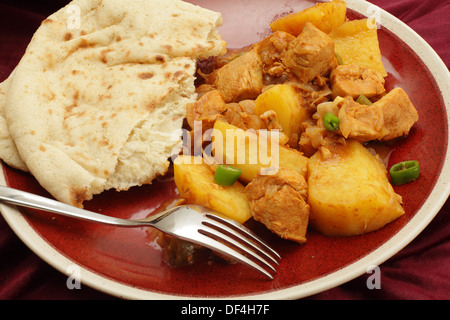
356, 94, 372, 106
335, 52, 344, 65
389, 160, 420, 185
214, 165, 242, 186
323, 113, 340, 132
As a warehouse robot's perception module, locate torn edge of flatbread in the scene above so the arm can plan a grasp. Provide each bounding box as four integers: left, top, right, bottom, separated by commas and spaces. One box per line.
1, 0, 227, 207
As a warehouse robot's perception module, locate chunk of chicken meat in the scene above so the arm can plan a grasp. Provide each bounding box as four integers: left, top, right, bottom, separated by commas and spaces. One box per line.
209, 31, 297, 102
376, 88, 419, 140
253, 31, 296, 78
186, 89, 226, 132
330, 64, 386, 99
207, 27, 336, 103
259, 110, 290, 145
283, 22, 338, 83
245, 168, 310, 244
223, 100, 267, 131
298, 124, 346, 158
338, 88, 419, 142
211, 48, 264, 103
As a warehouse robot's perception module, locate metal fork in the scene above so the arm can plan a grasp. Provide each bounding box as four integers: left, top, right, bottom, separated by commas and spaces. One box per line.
0, 185, 280, 279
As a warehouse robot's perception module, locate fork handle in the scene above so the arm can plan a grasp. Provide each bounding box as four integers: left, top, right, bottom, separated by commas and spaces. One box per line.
0, 185, 144, 227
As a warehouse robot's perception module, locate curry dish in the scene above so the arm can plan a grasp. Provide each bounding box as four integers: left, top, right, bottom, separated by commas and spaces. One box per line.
164, 1, 419, 263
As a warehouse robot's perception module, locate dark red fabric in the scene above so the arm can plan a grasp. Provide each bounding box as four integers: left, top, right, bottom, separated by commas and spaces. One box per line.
0, 0, 448, 300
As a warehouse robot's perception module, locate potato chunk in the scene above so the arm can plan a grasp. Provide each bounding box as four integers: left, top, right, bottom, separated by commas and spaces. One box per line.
270, 0, 347, 36
329, 19, 387, 77
307, 140, 404, 237
212, 120, 308, 183
254, 84, 309, 147
173, 155, 252, 224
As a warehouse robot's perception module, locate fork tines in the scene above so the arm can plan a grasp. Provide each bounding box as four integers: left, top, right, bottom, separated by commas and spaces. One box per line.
198, 213, 280, 280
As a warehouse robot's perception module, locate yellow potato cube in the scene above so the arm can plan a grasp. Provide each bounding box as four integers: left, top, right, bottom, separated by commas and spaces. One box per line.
212, 120, 308, 183
173, 155, 252, 224
255, 84, 310, 147
307, 140, 404, 237
329, 19, 387, 76
270, 0, 347, 36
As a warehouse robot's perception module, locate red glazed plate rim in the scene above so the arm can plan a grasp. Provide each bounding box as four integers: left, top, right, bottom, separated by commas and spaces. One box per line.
1, 0, 449, 299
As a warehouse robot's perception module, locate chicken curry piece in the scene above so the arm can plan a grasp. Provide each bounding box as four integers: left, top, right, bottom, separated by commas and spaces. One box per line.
246, 168, 310, 243
330, 64, 386, 99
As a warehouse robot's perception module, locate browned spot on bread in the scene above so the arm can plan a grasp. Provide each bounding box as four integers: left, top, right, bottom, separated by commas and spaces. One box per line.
100, 48, 114, 64
173, 70, 184, 79
70, 187, 88, 207
138, 72, 155, 80
78, 38, 96, 49
163, 45, 173, 52
99, 139, 109, 146
64, 32, 73, 41
146, 101, 157, 111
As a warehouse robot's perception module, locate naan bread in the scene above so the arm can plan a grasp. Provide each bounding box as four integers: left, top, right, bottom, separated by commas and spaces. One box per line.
0, 73, 28, 172
3, 0, 226, 206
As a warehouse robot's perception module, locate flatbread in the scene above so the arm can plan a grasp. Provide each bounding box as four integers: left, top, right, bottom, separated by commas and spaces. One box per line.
3, 0, 226, 206
0, 73, 28, 172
